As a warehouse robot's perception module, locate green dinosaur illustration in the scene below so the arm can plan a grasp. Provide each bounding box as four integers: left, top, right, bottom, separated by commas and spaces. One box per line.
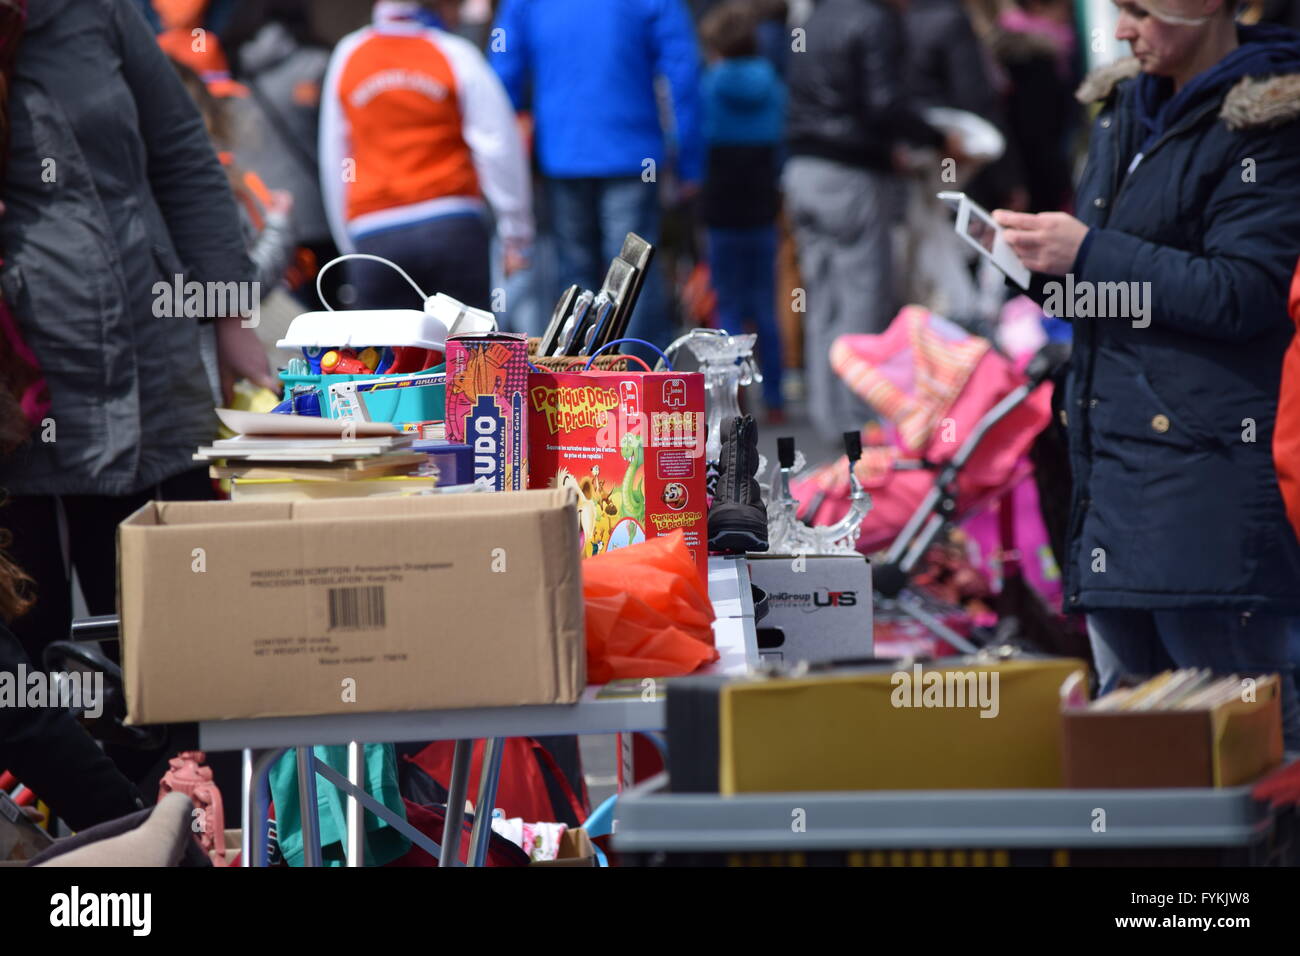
620, 432, 645, 525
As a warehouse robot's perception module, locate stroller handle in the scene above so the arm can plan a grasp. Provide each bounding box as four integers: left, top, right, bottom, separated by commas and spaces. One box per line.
1025, 343, 1071, 389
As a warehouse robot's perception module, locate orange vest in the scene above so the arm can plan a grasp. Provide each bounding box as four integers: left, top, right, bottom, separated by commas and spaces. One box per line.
334, 32, 481, 222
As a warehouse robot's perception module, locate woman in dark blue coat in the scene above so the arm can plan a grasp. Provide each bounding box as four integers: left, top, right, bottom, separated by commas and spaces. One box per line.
994, 0, 1300, 746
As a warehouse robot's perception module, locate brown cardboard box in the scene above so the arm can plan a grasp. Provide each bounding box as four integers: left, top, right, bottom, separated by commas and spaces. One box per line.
531, 828, 597, 867
119, 489, 585, 724
1062, 675, 1283, 788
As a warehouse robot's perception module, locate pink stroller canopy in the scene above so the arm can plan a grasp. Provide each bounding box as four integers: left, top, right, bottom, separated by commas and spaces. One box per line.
831, 305, 990, 455
798, 305, 1054, 553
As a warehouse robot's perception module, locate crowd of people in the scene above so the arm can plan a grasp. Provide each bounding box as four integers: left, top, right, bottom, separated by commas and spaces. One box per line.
2, 0, 1300, 825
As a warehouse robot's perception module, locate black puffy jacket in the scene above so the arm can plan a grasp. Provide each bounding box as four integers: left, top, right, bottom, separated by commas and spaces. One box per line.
1060, 26, 1300, 613
786, 0, 942, 171
0, 623, 143, 830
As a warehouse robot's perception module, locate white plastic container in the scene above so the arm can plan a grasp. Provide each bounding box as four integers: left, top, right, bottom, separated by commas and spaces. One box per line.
275, 309, 448, 351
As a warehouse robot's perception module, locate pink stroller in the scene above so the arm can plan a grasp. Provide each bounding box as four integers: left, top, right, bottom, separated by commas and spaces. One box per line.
791, 305, 1066, 655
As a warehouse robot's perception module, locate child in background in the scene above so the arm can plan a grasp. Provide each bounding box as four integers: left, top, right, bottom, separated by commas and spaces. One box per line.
700, 1, 787, 422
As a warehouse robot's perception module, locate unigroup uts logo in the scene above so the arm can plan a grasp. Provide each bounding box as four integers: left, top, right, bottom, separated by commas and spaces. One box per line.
662, 481, 689, 511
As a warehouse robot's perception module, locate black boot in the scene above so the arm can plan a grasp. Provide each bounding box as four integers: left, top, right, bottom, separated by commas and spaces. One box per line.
708, 415, 768, 553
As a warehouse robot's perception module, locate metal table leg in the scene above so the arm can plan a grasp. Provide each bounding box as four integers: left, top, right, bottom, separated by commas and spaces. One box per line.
346, 741, 365, 868
467, 737, 505, 867
240, 750, 253, 865
245, 748, 287, 868
296, 747, 324, 867
439, 739, 474, 867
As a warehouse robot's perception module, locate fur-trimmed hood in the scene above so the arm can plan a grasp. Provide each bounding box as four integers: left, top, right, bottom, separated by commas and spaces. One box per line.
1075, 56, 1300, 130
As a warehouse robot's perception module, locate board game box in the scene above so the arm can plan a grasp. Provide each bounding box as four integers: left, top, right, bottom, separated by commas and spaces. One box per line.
445, 332, 529, 490
528, 370, 708, 580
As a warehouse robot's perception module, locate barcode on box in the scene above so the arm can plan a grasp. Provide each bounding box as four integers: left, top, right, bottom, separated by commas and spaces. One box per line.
328, 586, 386, 630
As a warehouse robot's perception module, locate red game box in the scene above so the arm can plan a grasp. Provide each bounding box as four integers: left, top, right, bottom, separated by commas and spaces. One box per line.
528, 370, 708, 580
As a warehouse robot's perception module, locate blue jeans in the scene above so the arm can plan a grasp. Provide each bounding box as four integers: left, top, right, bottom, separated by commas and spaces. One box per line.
348, 213, 491, 311
708, 226, 783, 411
1088, 609, 1300, 751
547, 176, 668, 358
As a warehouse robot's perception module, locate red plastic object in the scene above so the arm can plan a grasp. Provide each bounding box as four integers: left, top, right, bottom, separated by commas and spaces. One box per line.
388, 346, 442, 374
321, 348, 373, 374
1253, 761, 1300, 809
159, 751, 226, 865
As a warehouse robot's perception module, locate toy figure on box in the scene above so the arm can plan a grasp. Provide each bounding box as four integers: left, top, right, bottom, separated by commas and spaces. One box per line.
554, 464, 641, 558
620, 433, 646, 526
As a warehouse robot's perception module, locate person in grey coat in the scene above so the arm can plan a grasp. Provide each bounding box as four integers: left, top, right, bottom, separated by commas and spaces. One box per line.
784, 0, 961, 440
0, 0, 275, 663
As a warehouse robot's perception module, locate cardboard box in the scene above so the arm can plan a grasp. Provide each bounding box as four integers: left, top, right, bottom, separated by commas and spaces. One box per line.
527, 369, 708, 580
668, 658, 1086, 793
118, 490, 585, 724
747, 554, 873, 664
530, 828, 598, 867
445, 332, 530, 490
1062, 675, 1283, 788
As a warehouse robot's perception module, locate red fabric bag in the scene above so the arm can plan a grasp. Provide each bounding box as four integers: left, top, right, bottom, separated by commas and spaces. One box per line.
404, 738, 587, 827
386, 798, 530, 867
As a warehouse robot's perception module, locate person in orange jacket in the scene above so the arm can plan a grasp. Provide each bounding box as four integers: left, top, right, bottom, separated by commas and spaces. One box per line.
1275, 256, 1300, 542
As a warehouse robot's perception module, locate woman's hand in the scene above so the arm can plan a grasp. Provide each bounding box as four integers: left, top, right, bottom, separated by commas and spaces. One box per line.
992, 210, 1090, 276
214, 317, 279, 406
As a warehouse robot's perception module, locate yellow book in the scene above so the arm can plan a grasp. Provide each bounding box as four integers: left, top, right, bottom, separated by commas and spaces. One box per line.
229, 475, 436, 501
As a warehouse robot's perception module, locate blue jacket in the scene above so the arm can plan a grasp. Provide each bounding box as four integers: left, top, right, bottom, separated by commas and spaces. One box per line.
1060, 24, 1300, 613
702, 57, 785, 146
700, 57, 784, 228
490, 0, 704, 182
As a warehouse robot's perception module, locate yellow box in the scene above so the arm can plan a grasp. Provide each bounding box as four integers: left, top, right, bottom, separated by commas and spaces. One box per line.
719, 659, 1085, 793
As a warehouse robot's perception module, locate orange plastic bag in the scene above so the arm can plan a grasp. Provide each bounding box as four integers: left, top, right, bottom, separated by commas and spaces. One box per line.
582, 531, 718, 682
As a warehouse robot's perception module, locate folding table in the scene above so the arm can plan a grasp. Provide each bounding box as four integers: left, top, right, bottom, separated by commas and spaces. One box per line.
197, 555, 759, 866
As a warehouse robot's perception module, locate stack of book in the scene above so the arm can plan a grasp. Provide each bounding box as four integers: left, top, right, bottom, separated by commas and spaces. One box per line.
1089, 669, 1259, 711
198, 410, 436, 501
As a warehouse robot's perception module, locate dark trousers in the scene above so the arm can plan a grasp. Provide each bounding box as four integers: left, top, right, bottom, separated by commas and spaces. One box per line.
1088, 608, 1300, 751
0, 467, 215, 664
547, 176, 669, 359
348, 213, 492, 312
707, 226, 783, 410
0, 467, 235, 805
